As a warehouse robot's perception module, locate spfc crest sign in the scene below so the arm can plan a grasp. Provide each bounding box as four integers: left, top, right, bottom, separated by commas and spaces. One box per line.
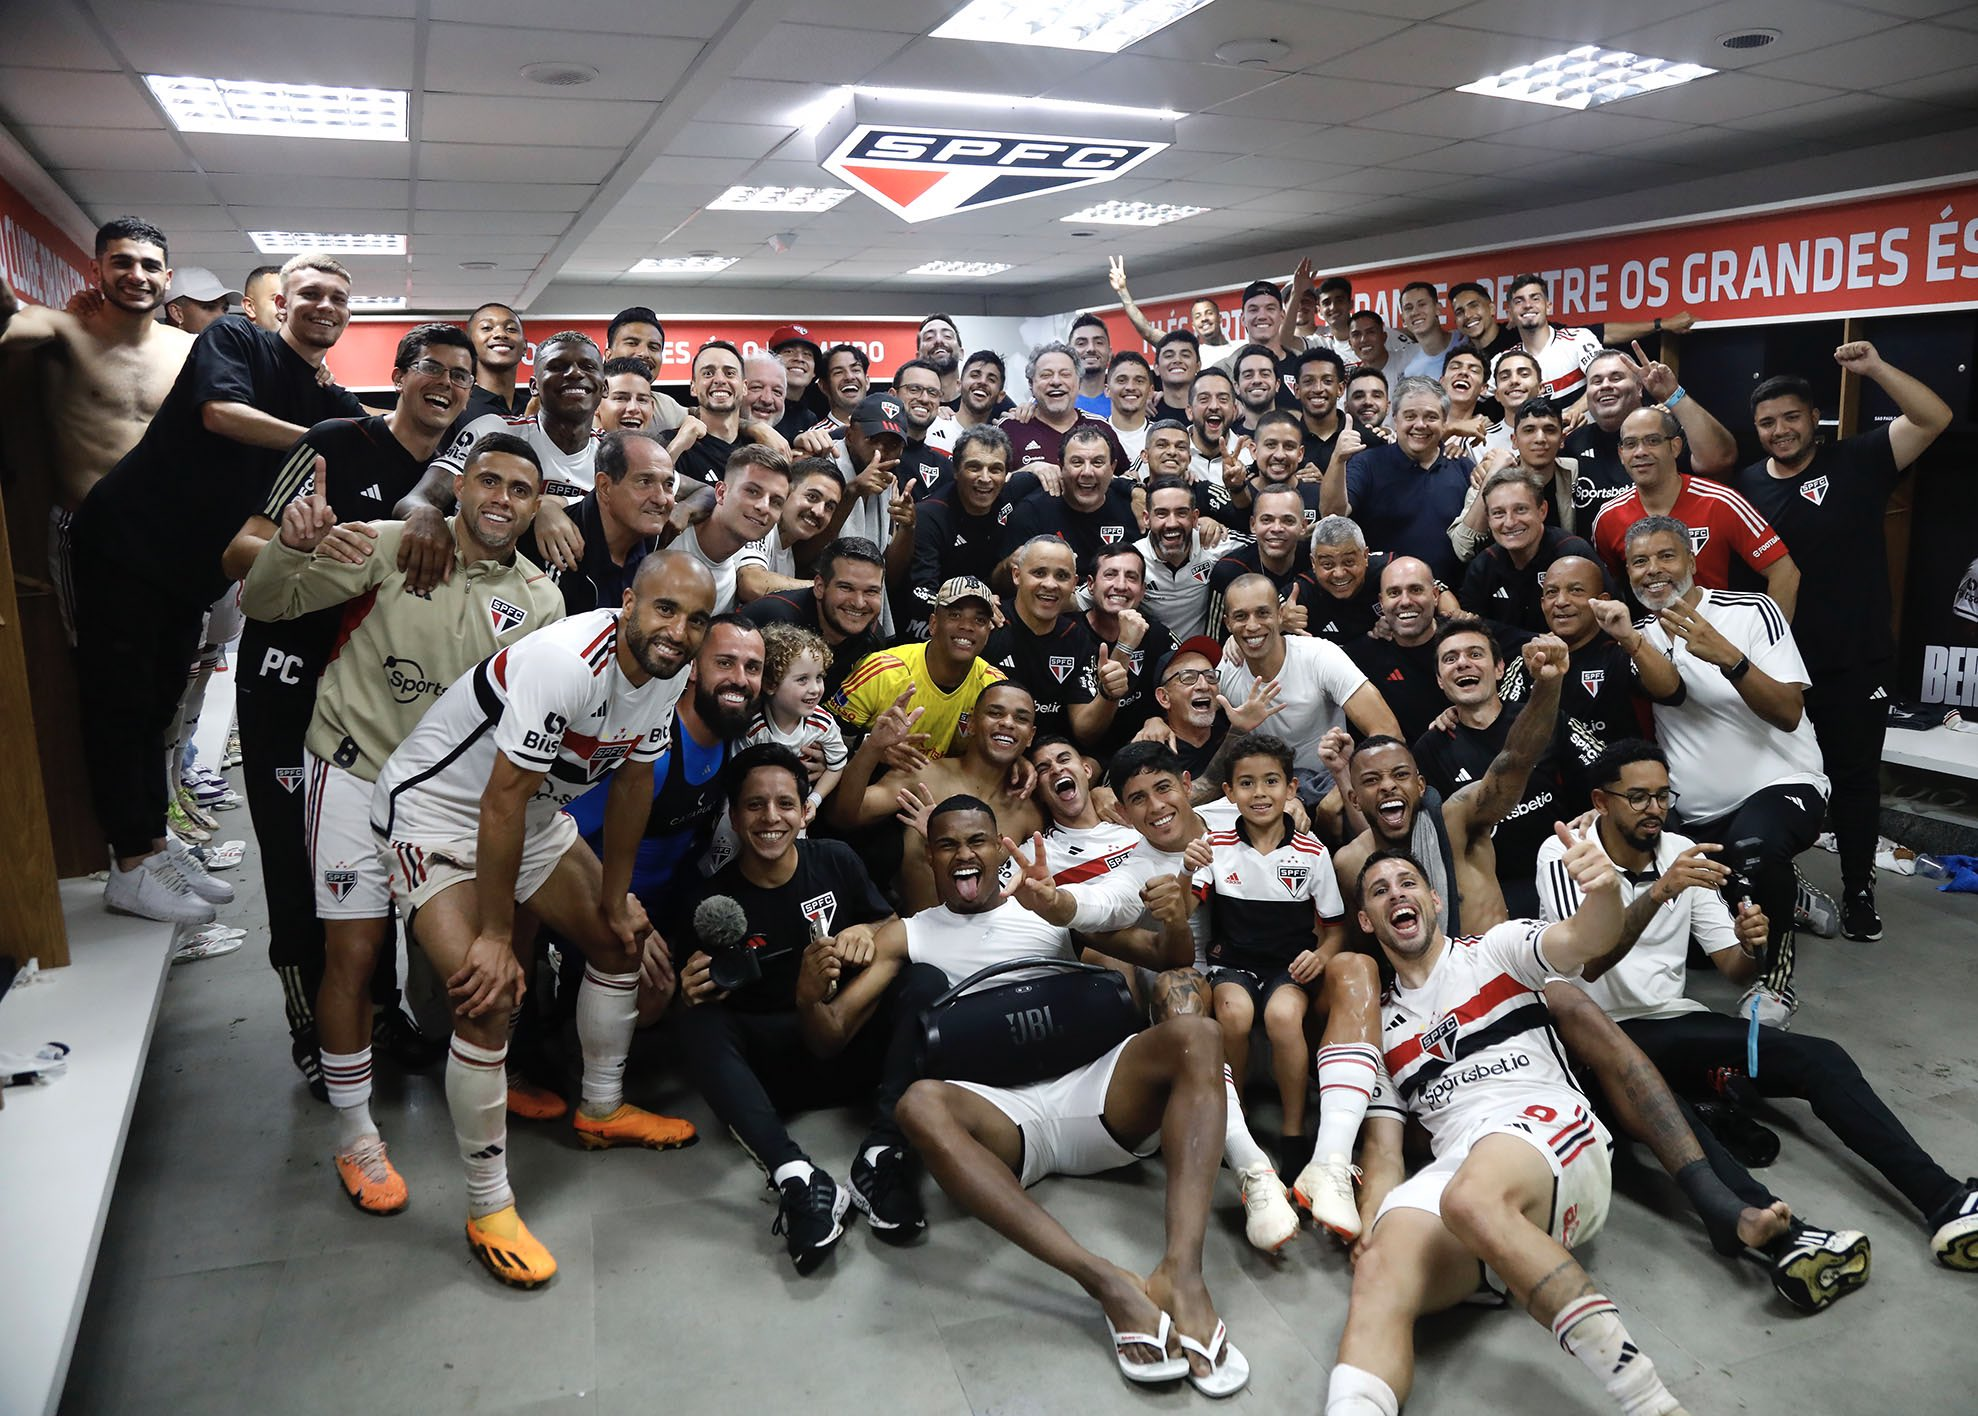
822, 124, 1167, 221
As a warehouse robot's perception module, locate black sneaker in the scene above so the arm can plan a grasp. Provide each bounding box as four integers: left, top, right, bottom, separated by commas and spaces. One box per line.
773, 1169, 849, 1274
1765, 1221, 1871, 1313
1928, 1179, 1978, 1270
1841, 890, 1883, 942
290, 1030, 329, 1104
849, 1146, 926, 1242
372, 1006, 446, 1071
1693, 1098, 1780, 1168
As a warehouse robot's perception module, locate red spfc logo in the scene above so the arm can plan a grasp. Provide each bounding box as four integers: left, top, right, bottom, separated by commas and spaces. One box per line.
822, 124, 1167, 221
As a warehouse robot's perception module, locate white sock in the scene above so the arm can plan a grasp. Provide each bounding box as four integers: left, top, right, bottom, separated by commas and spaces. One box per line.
320, 1046, 377, 1150
1325, 1363, 1399, 1416
773, 1159, 815, 1188
576, 965, 639, 1114
1552, 1295, 1676, 1416
1221, 1065, 1272, 1173
446, 1035, 512, 1218
1313, 1043, 1381, 1164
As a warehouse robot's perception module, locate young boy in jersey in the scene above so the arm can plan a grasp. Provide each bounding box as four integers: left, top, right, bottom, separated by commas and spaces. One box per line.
1189, 732, 1380, 1240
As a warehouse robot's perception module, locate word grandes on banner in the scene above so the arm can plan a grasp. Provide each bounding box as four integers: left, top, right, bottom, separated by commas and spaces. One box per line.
1100, 179, 1978, 351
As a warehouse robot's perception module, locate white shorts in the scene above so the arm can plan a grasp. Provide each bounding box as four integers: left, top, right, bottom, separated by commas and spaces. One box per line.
306, 752, 391, 919
202, 582, 244, 647
1374, 1100, 1613, 1262
951, 1036, 1157, 1188
377, 810, 580, 916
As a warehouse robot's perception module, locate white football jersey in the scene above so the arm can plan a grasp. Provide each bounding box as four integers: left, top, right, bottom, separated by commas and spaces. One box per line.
370, 608, 685, 845
1041, 819, 1145, 885
1381, 918, 1608, 1156
433, 413, 601, 503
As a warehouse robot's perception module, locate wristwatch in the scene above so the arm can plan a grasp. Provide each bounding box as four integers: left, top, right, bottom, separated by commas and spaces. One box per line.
1721, 654, 1751, 682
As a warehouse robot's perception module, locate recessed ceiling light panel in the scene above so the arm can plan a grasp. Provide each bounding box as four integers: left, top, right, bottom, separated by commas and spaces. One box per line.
708, 185, 853, 212
1061, 199, 1208, 226
348, 295, 406, 309
146, 75, 407, 140
629, 256, 739, 274
932, 0, 1216, 54
905, 260, 1012, 278
1458, 46, 1716, 110
250, 231, 406, 253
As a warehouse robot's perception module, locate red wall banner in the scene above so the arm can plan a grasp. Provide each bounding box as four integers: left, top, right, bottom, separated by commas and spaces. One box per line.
326, 316, 924, 389
0, 173, 92, 310
1098, 180, 1978, 354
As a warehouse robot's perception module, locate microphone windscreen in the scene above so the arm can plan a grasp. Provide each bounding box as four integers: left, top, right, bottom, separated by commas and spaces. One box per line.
693, 894, 751, 951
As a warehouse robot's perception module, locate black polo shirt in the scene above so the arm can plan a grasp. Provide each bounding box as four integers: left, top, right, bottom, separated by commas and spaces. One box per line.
1345, 633, 1445, 743
1459, 526, 1603, 639
1203, 539, 1320, 640
999, 485, 1139, 575
742, 587, 884, 697
984, 604, 1100, 738
519, 491, 658, 617
1307, 551, 1391, 646
1413, 705, 1562, 917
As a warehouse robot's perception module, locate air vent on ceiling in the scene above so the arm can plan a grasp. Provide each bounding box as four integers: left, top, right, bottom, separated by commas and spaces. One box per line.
520, 61, 599, 86
1718, 29, 1780, 50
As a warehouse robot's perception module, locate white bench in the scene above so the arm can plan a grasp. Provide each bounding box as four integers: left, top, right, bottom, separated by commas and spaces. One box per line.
1882, 723, 1978, 780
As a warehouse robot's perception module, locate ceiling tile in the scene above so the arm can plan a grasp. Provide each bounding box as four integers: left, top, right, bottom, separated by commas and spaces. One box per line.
663, 122, 796, 161
1879, 70, 1978, 108
1354, 90, 1537, 137
1748, 22, 1978, 87
80, 203, 239, 234
733, 23, 915, 84
1175, 114, 1326, 153
1609, 0, 1891, 69
407, 234, 559, 254
1130, 1, 1413, 65
98, 2, 417, 87
633, 155, 757, 186
1279, 126, 1456, 164
211, 175, 410, 208
1586, 72, 1845, 123
2, 3, 121, 69
861, 37, 1097, 96
426, 0, 732, 38
184, 134, 410, 178
1200, 154, 1362, 187
1493, 108, 1694, 151
417, 181, 597, 211
1206, 74, 1437, 123
228, 205, 410, 232
1038, 56, 1281, 113
0, 68, 157, 128
1716, 91, 1967, 140
1435, 0, 1717, 45
54, 168, 215, 205
1309, 22, 1589, 89
424, 23, 701, 100
24, 126, 190, 172
421, 94, 657, 147
414, 209, 573, 236
1389, 138, 1582, 174
418, 142, 621, 183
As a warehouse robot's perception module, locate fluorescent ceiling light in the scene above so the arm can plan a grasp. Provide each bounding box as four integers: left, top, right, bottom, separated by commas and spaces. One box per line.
708, 185, 852, 212
1061, 199, 1207, 226
348, 296, 406, 309
798, 85, 1182, 133
906, 260, 1012, 278
932, 0, 1215, 54
145, 75, 407, 140
630, 256, 739, 274
250, 231, 406, 253
1458, 46, 1716, 110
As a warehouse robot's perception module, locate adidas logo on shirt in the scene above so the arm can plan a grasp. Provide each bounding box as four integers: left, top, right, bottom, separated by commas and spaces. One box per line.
360, 483, 382, 500
1387, 669, 1406, 682
1454, 767, 1473, 782
954, 533, 968, 546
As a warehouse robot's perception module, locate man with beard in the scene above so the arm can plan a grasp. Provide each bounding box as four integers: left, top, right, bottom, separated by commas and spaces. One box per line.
1412, 620, 1565, 916
953, 349, 1014, 429
1136, 476, 1227, 641
740, 352, 787, 433
1326, 376, 1472, 585
770, 324, 829, 435
1325, 842, 1693, 1416
1227, 409, 1327, 531
1541, 740, 1978, 1287
909, 427, 1044, 626
1307, 516, 1390, 646
1204, 484, 1320, 640
568, 615, 764, 903
998, 425, 1137, 580
830, 576, 1005, 759
1232, 342, 1289, 433
1736, 342, 1951, 940
65, 251, 367, 924
677, 444, 790, 615
1328, 634, 1565, 938
1109, 255, 1235, 364
1537, 555, 1666, 804
1564, 345, 1737, 521
1459, 465, 1601, 638
1220, 575, 1402, 801
1069, 313, 1113, 415
736, 458, 844, 603
1345, 366, 1391, 432
1085, 544, 1177, 753
1105, 351, 1155, 466
889, 358, 955, 495
1183, 367, 1241, 486
368, 549, 715, 1287
1137, 638, 1232, 778
1591, 406, 1798, 613
830, 681, 1044, 913
1002, 342, 1129, 474
986, 537, 1129, 746
1, 217, 192, 640
820, 343, 872, 430
1447, 280, 1519, 365
1346, 557, 1454, 743
917, 312, 964, 403
804, 796, 1246, 1391
745, 536, 887, 697
238, 431, 561, 1213
668, 339, 777, 490
1152, 328, 1200, 423
1617, 517, 1828, 1026
460, 302, 530, 419
220, 328, 478, 1076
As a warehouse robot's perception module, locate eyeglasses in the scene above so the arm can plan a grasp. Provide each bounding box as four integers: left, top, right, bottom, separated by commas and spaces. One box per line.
1610, 787, 1679, 810
1163, 668, 1219, 688
1617, 434, 1673, 451
406, 357, 474, 389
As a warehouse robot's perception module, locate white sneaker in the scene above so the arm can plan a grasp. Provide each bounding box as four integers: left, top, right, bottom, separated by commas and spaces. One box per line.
105, 853, 216, 925
1236, 1165, 1299, 1253
1740, 983, 1797, 1030
165, 834, 235, 904
1293, 1153, 1364, 1241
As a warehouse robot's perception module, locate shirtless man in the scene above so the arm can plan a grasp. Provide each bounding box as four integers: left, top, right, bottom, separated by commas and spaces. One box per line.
0, 217, 192, 636
829, 681, 1044, 912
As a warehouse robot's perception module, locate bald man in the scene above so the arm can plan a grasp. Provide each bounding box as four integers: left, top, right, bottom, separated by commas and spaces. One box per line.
1344, 556, 1451, 742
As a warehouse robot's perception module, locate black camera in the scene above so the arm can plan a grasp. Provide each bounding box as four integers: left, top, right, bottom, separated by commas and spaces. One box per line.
1719, 836, 1767, 917
708, 940, 763, 993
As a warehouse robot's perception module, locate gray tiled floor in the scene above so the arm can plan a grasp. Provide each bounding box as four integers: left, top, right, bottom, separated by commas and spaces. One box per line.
62, 822, 1978, 1415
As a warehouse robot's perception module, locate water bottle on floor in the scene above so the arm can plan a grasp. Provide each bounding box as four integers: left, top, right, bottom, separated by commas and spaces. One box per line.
1914, 854, 1949, 879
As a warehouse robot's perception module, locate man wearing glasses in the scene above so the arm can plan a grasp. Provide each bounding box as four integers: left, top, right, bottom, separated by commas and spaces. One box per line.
1590, 406, 1800, 616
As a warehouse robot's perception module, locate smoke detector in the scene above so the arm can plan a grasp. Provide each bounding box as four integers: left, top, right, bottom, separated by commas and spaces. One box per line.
1718, 29, 1780, 50
520, 62, 599, 87
1214, 38, 1290, 67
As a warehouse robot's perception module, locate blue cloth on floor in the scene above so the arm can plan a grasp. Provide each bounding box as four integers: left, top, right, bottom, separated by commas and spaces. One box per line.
1933, 855, 1978, 893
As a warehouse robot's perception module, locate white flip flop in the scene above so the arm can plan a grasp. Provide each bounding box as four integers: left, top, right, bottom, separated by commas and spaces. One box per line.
1177, 1319, 1250, 1398
1107, 1308, 1188, 1384
204, 840, 247, 870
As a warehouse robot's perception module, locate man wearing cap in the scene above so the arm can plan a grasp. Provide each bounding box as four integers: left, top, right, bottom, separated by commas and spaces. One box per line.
818, 390, 914, 636
830, 576, 1006, 760
917, 313, 965, 405
1136, 636, 1235, 779
771, 324, 830, 436
161, 267, 242, 333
